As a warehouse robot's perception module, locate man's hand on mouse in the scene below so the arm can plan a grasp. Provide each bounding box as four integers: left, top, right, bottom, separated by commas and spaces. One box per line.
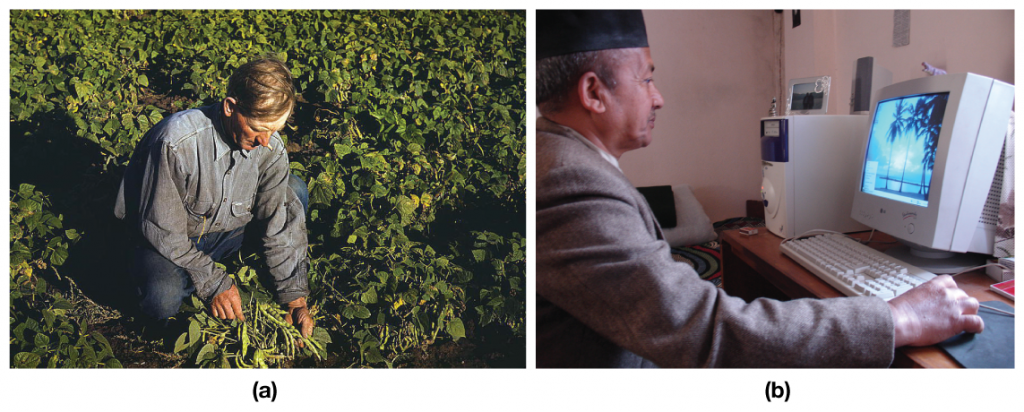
888, 274, 984, 347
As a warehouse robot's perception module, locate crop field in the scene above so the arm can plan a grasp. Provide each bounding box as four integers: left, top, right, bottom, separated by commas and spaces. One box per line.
10, 10, 525, 368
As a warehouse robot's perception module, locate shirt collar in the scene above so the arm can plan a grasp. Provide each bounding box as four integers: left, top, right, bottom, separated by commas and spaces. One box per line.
207, 104, 252, 160
539, 116, 621, 171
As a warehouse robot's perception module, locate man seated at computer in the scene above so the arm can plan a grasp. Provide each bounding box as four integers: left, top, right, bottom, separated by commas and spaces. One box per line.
535, 10, 984, 368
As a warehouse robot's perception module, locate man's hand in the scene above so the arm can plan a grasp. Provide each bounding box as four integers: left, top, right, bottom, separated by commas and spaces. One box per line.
211, 284, 245, 321
888, 275, 984, 347
284, 297, 315, 339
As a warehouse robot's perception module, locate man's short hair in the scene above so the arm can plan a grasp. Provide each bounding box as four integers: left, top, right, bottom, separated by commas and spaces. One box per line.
536, 49, 625, 114
226, 57, 296, 122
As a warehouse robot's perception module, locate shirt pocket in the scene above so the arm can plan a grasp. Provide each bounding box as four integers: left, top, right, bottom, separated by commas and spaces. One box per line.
183, 195, 213, 236
230, 197, 254, 226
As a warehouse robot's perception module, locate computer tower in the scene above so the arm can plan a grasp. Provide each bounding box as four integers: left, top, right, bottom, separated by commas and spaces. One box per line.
760, 115, 871, 238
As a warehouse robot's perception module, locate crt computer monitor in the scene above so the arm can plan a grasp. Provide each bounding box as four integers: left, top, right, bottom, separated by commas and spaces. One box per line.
850, 72, 1014, 273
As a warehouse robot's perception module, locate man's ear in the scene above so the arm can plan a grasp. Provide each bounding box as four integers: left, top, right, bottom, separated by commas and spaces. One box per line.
577, 72, 608, 114
222, 97, 237, 118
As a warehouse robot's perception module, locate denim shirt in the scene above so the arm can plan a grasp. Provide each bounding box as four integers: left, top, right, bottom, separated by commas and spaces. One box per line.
115, 105, 309, 304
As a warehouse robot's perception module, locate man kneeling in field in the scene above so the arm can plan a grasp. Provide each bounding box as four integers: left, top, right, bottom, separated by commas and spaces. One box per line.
115, 57, 314, 338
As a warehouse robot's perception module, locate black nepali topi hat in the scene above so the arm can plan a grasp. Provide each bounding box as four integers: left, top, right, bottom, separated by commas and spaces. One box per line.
537, 10, 649, 60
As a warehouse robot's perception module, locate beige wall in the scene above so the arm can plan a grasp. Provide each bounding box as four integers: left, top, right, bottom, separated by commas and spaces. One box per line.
785, 10, 1015, 115
619, 10, 780, 222
619, 9, 1014, 223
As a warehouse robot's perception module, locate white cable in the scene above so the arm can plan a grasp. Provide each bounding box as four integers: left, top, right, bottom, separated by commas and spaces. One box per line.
949, 263, 1009, 278
979, 304, 1014, 317
860, 228, 899, 245
947, 263, 1014, 317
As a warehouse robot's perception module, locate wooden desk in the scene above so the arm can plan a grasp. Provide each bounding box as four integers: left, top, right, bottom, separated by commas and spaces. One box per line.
720, 228, 1013, 368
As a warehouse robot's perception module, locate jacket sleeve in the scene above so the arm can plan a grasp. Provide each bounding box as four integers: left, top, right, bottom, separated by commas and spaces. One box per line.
536, 161, 896, 368
253, 141, 310, 304
136, 139, 233, 302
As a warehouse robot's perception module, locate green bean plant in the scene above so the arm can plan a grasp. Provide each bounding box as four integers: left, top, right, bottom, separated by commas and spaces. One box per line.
10, 184, 120, 368
10, 10, 525, 367
171, 263, 330, 368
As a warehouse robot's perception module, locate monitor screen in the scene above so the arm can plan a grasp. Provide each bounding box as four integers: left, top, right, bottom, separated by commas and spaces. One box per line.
860, 92, 950, 207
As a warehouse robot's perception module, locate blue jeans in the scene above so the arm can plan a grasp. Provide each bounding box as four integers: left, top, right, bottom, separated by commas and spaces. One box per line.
134, 174, 309, 321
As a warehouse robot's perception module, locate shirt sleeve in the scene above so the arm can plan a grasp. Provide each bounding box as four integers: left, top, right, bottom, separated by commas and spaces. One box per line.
536, 158, 895, 368
135, 139, 233, 302
254, 141, 310, 305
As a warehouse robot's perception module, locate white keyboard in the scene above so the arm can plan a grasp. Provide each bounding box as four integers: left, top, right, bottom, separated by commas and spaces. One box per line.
780, 233, 937, 300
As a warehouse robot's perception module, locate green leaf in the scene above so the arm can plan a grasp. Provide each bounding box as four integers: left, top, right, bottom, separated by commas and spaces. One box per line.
50, 244, 69, 266
354, 306, 371, 319
73, 80, 92, 98
35, 277, 48, 294
90, 332, 112, 353
416, 310, 430, 332
313, 327, 332, 344
11, 242, 31, 265
81, 344, 97, 368
138, 74, 149, 87
188, 320, 200, 346
472, 249, 487, 262
52, 299, 74, 310
447, 317, 466, 341
173, 333, 188, 353
18, 183, 36, 197
42, 310, 56, 328
334, 143, 352, 157
364, 346, 385, 364
13, 352, 41, 368
397, 195, 417, 217
361, 288, 378, 304
309, 175, 334, 205
197, 343, 216, 361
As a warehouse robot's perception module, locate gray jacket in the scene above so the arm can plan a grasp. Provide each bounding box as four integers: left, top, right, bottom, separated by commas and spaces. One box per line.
115, 105, 309, 304
536, 117, 895, 367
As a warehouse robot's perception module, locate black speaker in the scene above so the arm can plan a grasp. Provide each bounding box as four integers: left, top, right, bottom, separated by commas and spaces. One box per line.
852, 57, 892, 113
